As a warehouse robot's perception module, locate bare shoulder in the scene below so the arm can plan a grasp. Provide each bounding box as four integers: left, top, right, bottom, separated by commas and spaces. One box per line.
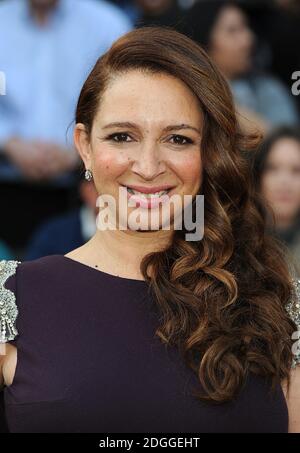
0, 259, 20, 389
281, 366, 300, 433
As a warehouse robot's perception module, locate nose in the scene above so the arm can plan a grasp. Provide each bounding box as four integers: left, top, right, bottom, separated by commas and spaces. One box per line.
131, 141, 166, 180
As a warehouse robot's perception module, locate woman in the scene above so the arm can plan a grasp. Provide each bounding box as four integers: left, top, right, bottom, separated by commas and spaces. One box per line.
253, 126, 300, 278
0, 27, 299, 433
185, 0, 299, 131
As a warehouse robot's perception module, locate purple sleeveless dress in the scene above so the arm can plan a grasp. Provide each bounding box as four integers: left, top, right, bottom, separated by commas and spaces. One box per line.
2, 255, 288, 433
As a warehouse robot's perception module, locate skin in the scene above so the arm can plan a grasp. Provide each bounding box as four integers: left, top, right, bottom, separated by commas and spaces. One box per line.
1, 70, 299, 432
276, 0, 300, 12
136, 0, 173, 16
261, 138, 300, 230
30, 0, 58, 7
67, 70, 203, 281
29, 0, 59, 26
208, 5, 269, 134
209, 5, 254, 80
0, 69, 203, 392
4, 138, 79, 181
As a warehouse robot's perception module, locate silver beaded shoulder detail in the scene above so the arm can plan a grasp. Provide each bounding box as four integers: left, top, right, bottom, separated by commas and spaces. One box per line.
0, 259, 21, 343
285, 278, 300, 368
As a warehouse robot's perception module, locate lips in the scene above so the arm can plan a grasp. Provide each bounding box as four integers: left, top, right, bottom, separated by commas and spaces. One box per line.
122, 184, 175, 194
120, 184, 175, 209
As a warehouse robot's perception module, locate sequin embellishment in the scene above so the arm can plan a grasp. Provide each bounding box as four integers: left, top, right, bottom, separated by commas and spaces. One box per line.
0, 260, 21, 342
285, 279, 300, 368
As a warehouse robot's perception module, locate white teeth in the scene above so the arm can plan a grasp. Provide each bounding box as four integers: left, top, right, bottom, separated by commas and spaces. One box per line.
127, 188, 169, 198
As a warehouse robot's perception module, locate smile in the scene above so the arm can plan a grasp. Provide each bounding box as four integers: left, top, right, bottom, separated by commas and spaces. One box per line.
120, 185, 175, 209
126, 188, 169, 198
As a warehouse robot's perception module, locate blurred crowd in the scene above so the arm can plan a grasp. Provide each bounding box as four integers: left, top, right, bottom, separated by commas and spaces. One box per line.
0, 0, 299, 276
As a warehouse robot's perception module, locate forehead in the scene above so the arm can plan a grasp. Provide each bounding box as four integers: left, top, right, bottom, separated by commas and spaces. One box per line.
95, 70, 203, 127
269, 138, 300, 161
216, 5, 245, 28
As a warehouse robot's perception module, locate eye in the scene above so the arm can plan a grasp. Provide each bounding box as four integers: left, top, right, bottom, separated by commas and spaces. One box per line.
169, 135, 193, 146
107, 132, 133, 143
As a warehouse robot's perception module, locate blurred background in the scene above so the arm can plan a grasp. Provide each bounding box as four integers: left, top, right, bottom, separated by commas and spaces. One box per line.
0, 0, 299, 276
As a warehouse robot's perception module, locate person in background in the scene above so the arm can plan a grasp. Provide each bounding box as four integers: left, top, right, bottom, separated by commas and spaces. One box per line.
239, 0, 300, 114
276, 0, 300, 14
134, 0, 186, 32
185, 0, 299, 132
107, 1, 193, 33
0, 0, 132, 253
24, 177, 98, 260
253, 126, 300, 277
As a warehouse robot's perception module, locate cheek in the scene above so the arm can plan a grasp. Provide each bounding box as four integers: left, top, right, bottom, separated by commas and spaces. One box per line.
213, 37, 231, 62
292, 178, 300, 197
173, 153, 202, 189
92, 148, 130, 180
261, 173, 276, 197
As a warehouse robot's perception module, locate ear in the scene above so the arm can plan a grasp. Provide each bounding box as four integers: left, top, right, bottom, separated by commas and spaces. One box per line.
74, 123, 92, 170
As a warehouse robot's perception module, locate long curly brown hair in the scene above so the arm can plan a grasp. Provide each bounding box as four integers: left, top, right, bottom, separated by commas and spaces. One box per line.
75, 26, 298, 403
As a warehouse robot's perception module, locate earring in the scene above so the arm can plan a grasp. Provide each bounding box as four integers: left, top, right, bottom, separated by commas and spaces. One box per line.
84, 169, 93, 181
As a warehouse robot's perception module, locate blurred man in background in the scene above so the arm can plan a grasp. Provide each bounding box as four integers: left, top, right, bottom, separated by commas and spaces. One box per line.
25, 177, 98, 260
0, 0, 131, 255
116, 0, 187, 32
135, 0, 186, 31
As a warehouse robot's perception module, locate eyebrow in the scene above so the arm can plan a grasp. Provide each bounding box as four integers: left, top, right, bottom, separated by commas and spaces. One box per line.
102, 122, 201, 134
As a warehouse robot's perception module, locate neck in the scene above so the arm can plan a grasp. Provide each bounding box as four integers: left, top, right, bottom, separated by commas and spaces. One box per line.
266, 208, 297, 230
30, 4, 57, 27
84, 228, 174, 280
275, 215, 297, 231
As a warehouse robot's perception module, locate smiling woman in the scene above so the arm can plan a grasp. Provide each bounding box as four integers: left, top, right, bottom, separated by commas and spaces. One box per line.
75, 69, 203, 233
0, 26, 300, 433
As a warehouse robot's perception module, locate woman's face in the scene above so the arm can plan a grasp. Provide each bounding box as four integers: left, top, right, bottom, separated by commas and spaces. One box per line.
209, 5, 254, 79
261, 138, 300, 223
75, 70, 203, 232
